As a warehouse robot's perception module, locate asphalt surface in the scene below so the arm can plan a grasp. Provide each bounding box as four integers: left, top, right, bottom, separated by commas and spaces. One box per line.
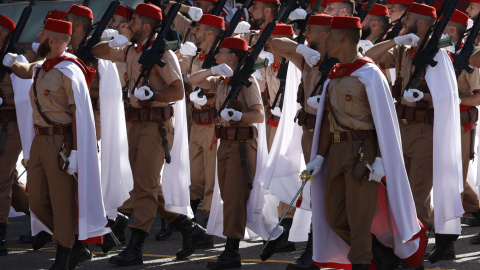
3, 214, 480, 270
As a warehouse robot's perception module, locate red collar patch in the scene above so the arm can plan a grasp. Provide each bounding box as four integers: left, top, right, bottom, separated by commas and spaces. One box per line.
135, 40, 155, 53
41, 56, 96, 88
328, 57, 375, 79
271, 61, 280, 72
198, 52, 206, 61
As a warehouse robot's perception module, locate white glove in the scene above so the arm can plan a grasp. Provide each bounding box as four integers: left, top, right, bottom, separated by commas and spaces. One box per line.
307, 95, 321, 109
259, 50, 274, 65
134, 86, 155, 101
211, 63, 233, 77
189, 89, 208, 106
358, 40, 373, 54
101, 29, 119, 39
252, 70, 263, 81
32, 42, 40, 53
188, 7, 203, 21
180, 41, 197, 56
403, 89, 424, 103
234, 21, 251, 34
271, 107, 282, 117
108, 35, 132, 49
220, 108, 242, 121
296, 44, 320, 67
2, 53, 17, 68
306, 155, 324, 176
368, 157, 385, 183
226, 8, 238, 22
288, 8, 307, 21
67, 150, 78, 176
394, 33, 420, 46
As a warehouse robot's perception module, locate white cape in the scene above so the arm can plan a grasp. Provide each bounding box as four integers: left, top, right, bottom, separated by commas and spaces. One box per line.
310, 61, 422, 268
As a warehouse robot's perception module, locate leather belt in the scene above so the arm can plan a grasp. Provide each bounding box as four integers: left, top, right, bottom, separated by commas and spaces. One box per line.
460, 106, 478, 125
395, 104, 434, 125
215, 126, 258, 141
126, 105, 174, 122
34, 125, 72, 136
0, 109, 17, 123
295, 108, 316, 130
331, 130, 376, 144
191, 107, 216, 125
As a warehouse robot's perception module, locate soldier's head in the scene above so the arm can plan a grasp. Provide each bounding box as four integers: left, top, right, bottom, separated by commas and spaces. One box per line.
445, 10, 469, 43
44, 10, 67, 25
37, 19, 72, 58
215, 37, 248, 68
306, 0, 328, 15
193, 0, 218, 15
65, 4, 93, 37
109, 5, 133, 32
0, 15, 15, 48
265, 23, 294, 54
467, 0, 480, 20
129, 3, 162, 44
401, 3, 436, 37
325, 16, 361, 58
248, 0, 281, 30
323, 0, 355, 17
192, 15, 224, 51
386, 0, 412, 22
361, 4, 390, 40
304, 14, 332, 51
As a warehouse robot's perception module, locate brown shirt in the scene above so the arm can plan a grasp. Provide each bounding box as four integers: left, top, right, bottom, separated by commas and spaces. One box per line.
103, 38, 182, 108
0, 73, 14, 110
29, 68, 75, 127
302, 61, 323, 115
458, 67, 480, 99
179, 53, 215, 109
326, 76, 375, 132
262, 64, 281, 107
211, 76, 262, 127
173, 13, 195, 43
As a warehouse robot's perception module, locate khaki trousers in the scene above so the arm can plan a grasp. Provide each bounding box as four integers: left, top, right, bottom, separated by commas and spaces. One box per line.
217, 140, 256, 239
189, 123, 217, 215
127, 121, 180, 232
325, 139, 379, 265
460, 126, 480, 213
28, 134, 76, 248
399, 121, 434, 231
0, 121, 29, 222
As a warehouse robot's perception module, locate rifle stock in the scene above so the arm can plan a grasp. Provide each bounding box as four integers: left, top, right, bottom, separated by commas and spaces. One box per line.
297, 0, 322, 44
452, 10, 480, 78
356, 0, 377, 22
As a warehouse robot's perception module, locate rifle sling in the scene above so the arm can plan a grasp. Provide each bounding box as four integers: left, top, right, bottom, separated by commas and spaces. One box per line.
239, 141, 253, 190
158, 121, 172, 164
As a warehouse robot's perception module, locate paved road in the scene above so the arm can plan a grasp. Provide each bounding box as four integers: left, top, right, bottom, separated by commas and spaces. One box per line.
3, 215, 480, 270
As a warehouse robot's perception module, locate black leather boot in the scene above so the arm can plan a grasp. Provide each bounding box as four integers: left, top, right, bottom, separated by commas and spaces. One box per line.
116, 212, 131, 244
156, 218, 175, 241
109, 228, 148, 266
275, 218, 296, 253
190, 199, 201, 222
68, 239, 92, 269
428, 233, 457, 263
352, 264, 370, 270
260, 228, 286, 261
173, 214, 206, 259
372, 234, 401, 269
50, 245, 71, 270
0, 223, 7, 256
197, 217, 214, 249
207, 238, 241, 269
32, 230, 52, 250
286, 232, 319, 270
100, 212, 129, 253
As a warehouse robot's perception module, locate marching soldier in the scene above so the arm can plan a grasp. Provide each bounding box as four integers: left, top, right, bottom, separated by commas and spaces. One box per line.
386, 0, 413, 22
360, 3, 391, 44
323, 0, 355, 17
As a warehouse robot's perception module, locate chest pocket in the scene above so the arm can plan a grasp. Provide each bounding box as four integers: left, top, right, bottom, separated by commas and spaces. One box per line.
38, 72, 67, 108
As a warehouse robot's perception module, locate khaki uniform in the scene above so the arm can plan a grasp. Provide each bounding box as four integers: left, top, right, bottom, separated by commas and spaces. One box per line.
27, 68, 77, 249
457, 68, 480, 213
384, 45, 434, 231
0, 74, 29, 223
209, 76, 262, 239
180, 54, 217, 214
172, 13, 195, 43
102, 39, 182, 231
324, 74, 379, 265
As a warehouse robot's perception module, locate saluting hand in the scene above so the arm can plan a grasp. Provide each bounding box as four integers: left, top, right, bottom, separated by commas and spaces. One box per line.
288, 8, 307, 21
108, 35, 132, 49
188, 7, 203, 22
2, 53, 17, 68
259, 50, 274, 66
234, 21, 251, 34
180, 42, 198, 56
101, 29, 119, 39
211, 63, 233, 77
394, 33, 420, 46
296, 44, 320, 68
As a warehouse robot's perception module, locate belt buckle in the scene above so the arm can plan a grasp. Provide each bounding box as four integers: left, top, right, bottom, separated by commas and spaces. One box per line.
401, 119, 409, 126
34, 126, 39, 135
333, 130, 341, 143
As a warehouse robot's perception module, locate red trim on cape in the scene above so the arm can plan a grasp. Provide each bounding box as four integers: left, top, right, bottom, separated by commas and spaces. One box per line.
328, 57, 376, 79
42, 56, 96, 88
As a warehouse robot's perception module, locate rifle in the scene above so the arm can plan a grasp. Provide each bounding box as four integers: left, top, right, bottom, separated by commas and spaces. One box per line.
202, 0, 254, 69
82, 0, 91, 7
356, 0, 377, 22
451, 7, 480, 78
76, 0, 120, 64
296, 0, 322, 44
279, 0, 297, 23
218, 0, 295, 115
309, 55, 338, 97
212, 0, 228, 16
271, 58, 288, 110
402, 0, 458, 98
0, 0, 35, 87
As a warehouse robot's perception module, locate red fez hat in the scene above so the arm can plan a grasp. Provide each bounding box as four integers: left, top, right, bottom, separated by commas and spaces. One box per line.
471, 0, 480, 3
407, 3, 437, 19
253, 0, 280, 3
330, 16, 361, 29
308, 0, 328, 7
386, 0, 413, 4
115, 5, 131, 18
307, 14, 333, 26
260, 23, 294, 35
44, 18, 72, 35
194, 0, 219, 2
0, 14, 15, 32
199, 14, 225, 29
326, 0, 347, 4
450, 9, 469, 26
362, 3, 389, 16
220, 37, 248, 51
134, 3, 163, 21
67, 4, 93, 19
45, 10, 67, 21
